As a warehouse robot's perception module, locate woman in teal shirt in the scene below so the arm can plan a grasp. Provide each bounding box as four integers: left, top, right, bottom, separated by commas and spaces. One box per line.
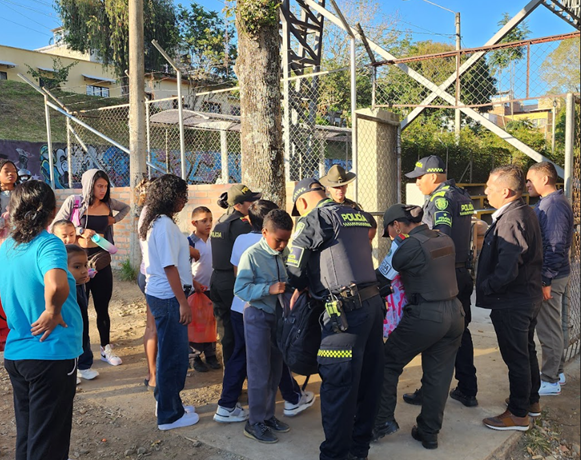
0, 180, 82, 460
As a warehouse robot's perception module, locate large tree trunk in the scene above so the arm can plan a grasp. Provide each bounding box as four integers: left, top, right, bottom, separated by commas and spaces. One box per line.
235, 2, 285, 208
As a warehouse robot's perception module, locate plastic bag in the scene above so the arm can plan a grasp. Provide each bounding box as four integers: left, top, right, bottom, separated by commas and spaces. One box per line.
0, 296, 8, 352
383, 274, 407, 338
187, 292, 217, 343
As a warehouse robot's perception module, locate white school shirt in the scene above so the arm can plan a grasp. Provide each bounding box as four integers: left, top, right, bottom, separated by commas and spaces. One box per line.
144, 215, 192, 299
230, 232, 262, 314
191, 236, 213, 288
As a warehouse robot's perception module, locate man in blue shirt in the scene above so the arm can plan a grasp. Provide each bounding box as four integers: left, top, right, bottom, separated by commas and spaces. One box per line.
526, 162, 574, 395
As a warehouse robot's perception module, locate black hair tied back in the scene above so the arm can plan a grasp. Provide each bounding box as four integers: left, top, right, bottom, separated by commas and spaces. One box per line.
404, 205, 424, 223
217, 192, 229, 209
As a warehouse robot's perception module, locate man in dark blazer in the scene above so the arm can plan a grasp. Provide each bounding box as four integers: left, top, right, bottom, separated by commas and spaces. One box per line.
476, 165, 543, 432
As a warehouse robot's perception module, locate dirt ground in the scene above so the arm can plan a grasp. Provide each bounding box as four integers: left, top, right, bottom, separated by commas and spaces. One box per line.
0, 277, 248, 460
1, 276, 580, 460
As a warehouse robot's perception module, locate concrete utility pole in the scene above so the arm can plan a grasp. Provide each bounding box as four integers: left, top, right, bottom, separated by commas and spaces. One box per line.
455, 12, 461, 140
128, 0, 146, 269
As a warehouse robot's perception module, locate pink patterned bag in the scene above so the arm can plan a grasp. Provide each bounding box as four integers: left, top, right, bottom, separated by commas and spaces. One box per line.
383, 274, 407, 338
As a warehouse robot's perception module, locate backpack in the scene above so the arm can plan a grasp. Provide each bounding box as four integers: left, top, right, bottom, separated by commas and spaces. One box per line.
277, 291, 324, 376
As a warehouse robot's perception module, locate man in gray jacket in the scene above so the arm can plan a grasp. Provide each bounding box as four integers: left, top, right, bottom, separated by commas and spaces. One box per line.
526, 162, 573, 395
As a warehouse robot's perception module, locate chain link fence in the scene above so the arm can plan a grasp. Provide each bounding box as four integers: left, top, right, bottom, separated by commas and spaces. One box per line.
564, 94, 580, 361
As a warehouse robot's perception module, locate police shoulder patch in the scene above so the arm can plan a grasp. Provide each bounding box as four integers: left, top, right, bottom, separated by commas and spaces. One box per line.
287, 245, 305, 268
433, 211, 452, 227
291, 221, 305, 240
435, 197, 449, 211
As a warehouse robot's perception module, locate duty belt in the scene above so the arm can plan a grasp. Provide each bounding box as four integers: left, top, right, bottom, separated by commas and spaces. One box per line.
339, 285, 380, 312
408, 293, 455, 305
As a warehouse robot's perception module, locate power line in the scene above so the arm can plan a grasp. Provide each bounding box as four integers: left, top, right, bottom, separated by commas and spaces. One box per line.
0, 16, 52, 37
0, 0, 59, 17
0, 0, 56, 31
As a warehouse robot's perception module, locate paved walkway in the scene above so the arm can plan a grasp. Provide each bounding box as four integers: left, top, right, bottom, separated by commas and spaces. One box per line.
183, 306, 531, 460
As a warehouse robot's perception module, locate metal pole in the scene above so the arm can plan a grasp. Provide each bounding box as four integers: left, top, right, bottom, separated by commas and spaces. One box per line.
350, 37, 358, 202
455, 12, 461, 141
44, 95, 55, 188
66, 118, 73, 188
281, 4, 292, 182
177, 70, 186, 180
145, 101, 151, 179
220, 130, 229, 183
564, 93, 574, 199
551, 100, 557, 153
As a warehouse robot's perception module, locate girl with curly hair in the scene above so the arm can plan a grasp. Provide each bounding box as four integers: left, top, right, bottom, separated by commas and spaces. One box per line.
139, 174, 199, 431
0, 180, 82, 460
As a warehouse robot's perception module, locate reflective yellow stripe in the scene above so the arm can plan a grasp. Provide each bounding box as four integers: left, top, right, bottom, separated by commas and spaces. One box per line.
317, 349, 353, 359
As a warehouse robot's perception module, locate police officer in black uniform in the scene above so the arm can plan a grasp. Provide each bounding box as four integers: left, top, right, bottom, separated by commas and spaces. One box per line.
373, 204, 464, 449
402, 155, 478, 407
210, 184, 260, 365
286, 178, 384, 460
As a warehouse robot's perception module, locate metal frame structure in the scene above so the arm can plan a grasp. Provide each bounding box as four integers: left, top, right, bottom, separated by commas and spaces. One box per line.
292, 0, 580, 178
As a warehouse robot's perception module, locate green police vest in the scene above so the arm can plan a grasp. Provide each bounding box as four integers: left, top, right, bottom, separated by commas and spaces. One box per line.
401, 229, 459, 302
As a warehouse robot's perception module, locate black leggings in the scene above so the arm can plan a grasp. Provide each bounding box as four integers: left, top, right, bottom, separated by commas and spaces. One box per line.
86, 262, 113, 347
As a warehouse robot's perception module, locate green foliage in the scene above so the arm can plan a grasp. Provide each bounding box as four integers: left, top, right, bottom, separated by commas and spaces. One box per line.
25, 57, 77, 89
176, 2, 237, 80
489, 12, 531, 72
540, 38, 581, 94
56, 0, 179, 78
118, 259, 138, 282
236, 0, 281, 36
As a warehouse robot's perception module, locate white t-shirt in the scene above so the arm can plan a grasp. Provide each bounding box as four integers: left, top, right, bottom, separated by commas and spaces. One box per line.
191, 236, 212, 288
230, 232, 262, 314
144, 215, 192, 299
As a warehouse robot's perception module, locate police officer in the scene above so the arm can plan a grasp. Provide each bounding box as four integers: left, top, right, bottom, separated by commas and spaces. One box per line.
373, 204, 464, 449
319, 165, 362, 210
286, 178, 384, 460
402, 155, 478, 407
210, 184, 261, 365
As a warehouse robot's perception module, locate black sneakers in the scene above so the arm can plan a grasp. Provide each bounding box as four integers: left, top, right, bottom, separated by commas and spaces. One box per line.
403, 388, 423, 405
449, 387, 478, 407
205, 355, 222, 370
244, 421, 278, 444
371, 420, 400, 442
265, 416, 290, 433
193, 357, 209, 373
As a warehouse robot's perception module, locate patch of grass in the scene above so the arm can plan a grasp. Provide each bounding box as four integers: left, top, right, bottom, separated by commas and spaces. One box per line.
0, 80, 126, 143
117, 259, 138, 282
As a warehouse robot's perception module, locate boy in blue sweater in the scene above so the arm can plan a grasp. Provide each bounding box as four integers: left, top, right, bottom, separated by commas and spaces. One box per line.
234, 209, 294, 444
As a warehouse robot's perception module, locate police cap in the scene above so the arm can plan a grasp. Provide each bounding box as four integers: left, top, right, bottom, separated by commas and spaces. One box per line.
291, 178, 325, 216
227, 184, 262, 206
405, 155, 446, 179
382, 204, 423, 237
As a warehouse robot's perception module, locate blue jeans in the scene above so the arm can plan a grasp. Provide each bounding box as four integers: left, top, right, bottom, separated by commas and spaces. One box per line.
218, 311, 301, 409
146, 294, 189, 425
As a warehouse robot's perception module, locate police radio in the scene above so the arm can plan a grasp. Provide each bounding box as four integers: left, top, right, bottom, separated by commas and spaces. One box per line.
324, 291, 349, 333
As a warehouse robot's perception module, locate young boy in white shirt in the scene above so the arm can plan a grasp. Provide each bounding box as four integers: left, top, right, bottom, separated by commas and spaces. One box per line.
188, 206, 220, 372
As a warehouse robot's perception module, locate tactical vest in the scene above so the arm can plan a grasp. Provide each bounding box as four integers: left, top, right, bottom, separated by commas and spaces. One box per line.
210, 210, 250, 271
400, 228, 459, 302
316, 205, 376, 294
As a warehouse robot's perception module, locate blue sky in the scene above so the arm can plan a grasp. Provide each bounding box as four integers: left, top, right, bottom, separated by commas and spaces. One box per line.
0, 0, 574, 51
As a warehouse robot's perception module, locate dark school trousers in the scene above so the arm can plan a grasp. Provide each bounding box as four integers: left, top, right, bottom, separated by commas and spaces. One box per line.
218, 310, 302, 409
376, 299, 464, 438
5, 358, 77, 460
77, 285, 94, 370
491, 303, 541, 417
210, 269, 235, 365
244, 305, 283, 425
454, 267, 478, 397
318, 296, 385, 460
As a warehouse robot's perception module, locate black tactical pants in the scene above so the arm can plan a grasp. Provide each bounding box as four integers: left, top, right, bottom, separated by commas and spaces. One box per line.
210, 270, 235, 366
454, 267, 478, 397
318, 296, 384, 460
375, 299, 464, 438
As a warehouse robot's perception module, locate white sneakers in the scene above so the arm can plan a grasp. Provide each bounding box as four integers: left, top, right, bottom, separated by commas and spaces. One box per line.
100, 344, 122, 366
155, 402, 196, 417
539, 380, 561, 396
284, 390, 316, 417
158, 411, 200, 431
213, 403, 249, 423
78, 368, 100, 380
559, 372, 566, 386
